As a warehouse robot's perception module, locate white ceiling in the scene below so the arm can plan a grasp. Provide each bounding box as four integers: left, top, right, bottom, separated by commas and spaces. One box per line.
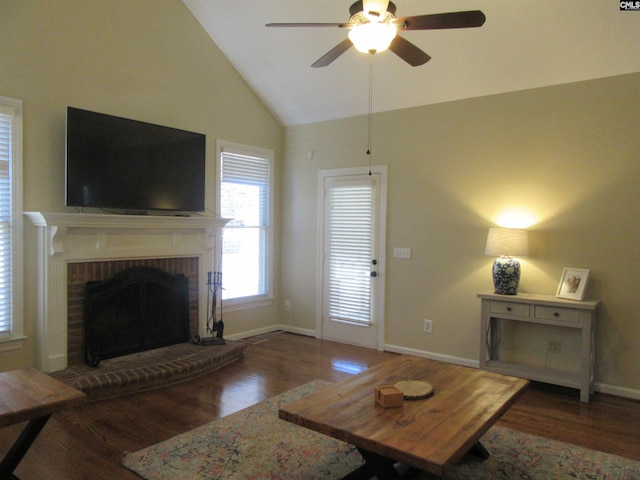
183, 0, 640, 127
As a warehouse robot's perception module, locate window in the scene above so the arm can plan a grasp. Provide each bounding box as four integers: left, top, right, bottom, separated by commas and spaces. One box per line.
217, 141, 273, 304
0, 96, 24, 350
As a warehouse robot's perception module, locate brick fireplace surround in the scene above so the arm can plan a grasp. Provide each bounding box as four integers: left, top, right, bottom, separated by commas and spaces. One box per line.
25, 212, 246, 400
67, 257, 199, 366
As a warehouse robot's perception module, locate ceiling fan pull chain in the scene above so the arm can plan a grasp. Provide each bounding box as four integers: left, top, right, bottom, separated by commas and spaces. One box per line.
367, 63, 374, 175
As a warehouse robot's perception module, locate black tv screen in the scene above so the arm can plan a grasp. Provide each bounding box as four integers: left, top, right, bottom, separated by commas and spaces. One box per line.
66, 107, 206, 213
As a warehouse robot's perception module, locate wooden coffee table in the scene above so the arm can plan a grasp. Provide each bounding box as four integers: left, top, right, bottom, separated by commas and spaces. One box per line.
279, 355, 528, 478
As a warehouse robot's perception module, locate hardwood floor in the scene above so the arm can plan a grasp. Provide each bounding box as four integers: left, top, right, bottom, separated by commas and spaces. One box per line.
2, 332, 639, 479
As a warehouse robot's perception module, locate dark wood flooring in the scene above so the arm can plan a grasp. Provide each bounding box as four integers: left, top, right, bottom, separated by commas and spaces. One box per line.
2, 332, 639, 479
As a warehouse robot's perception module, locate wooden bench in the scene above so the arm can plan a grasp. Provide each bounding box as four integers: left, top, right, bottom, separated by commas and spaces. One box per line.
0, 368, 85, 479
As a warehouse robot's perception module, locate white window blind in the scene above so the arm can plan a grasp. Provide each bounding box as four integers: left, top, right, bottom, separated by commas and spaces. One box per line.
220, 149, 271, 300
0, 108, 14, 336
327, 182, 374, 325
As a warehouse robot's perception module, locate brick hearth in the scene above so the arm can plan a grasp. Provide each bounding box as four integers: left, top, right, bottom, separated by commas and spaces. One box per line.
51, 341, 246, 401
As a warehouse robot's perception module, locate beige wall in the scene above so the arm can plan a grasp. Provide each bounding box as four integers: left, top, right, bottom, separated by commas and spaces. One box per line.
2, 0, 638, 397
0, 0, 284, 369
281, 73, 640, 394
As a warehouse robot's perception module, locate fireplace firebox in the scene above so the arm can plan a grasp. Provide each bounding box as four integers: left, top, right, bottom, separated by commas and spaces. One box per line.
84, 266, 190, 367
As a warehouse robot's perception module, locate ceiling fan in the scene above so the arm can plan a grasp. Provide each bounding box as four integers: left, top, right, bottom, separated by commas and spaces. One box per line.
266, 0, 486, 68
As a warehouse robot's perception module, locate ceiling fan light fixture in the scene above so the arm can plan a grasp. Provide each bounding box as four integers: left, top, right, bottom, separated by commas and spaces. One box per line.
268, 2, 484, 67
348, 22, 397, 54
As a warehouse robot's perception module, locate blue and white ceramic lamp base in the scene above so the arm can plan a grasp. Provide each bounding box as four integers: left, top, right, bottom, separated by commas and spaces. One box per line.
492, 256, 521, 295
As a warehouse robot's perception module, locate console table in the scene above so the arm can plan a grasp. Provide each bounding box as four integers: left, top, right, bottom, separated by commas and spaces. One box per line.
477, 291, 600, 403
0, 368, 85, 478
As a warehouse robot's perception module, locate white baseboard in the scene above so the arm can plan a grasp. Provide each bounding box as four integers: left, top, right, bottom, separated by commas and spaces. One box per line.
225, 324, 316, 342
383, 343, 479, 369
225, 328, 640, 401
594, 382, 640, 400
281, 325, 317, 337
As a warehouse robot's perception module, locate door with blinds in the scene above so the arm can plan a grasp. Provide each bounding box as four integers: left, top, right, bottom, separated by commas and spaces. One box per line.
318, 167, 387, 350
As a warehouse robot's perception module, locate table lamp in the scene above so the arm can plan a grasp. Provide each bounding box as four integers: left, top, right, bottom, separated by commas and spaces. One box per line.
484, 227, 529, 295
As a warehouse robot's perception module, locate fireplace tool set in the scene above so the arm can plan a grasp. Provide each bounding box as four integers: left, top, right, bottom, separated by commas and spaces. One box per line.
197, 271, 225, 346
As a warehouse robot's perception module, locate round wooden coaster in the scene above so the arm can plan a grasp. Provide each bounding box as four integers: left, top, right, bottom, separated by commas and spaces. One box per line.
393, 380, 434, 400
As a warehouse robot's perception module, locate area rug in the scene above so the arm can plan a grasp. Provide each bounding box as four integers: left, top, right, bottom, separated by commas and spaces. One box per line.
123, 379, 640, 479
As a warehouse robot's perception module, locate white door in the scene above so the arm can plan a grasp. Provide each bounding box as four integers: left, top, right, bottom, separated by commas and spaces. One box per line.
316, 166, 387, 350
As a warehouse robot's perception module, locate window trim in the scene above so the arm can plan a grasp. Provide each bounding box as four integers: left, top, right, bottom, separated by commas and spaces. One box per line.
0, 96, 25, 351
216, 140, 274, 310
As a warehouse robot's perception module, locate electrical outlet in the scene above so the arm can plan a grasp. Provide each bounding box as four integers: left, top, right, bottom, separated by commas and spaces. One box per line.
548, 340, 562, 353
423, 319, 433, 333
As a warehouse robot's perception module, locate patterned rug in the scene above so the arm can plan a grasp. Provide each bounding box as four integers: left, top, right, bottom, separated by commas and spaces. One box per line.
123, 379, 640, 479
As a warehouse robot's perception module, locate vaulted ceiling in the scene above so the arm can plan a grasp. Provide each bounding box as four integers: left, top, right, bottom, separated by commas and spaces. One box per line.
183, 1, 640, 127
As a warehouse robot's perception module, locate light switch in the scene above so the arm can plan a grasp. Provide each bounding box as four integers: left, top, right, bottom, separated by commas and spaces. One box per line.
393, 247, 411, 259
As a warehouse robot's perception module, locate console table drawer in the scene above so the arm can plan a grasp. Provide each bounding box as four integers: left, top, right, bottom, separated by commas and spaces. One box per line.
535, 305, 580, 323
490, 301, 530, 317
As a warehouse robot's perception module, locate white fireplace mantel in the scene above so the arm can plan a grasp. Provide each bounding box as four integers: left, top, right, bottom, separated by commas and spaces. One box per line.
25, 212, 230, 372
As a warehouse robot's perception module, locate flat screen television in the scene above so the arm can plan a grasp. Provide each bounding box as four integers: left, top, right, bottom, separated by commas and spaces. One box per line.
65, 107, 206, 213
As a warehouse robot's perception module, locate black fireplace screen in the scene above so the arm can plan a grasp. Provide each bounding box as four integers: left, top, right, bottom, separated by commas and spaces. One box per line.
84, 266, 190, 367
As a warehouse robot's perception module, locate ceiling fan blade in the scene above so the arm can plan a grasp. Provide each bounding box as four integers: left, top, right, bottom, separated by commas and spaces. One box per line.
388, 35, 431, 66
311, 38, 353, 68
266, 22, 351, 28
395, 10, 486, 31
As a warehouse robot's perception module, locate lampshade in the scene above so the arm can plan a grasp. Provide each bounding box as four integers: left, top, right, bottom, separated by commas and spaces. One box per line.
484, 228, 529, 258
348, 22, 397, 54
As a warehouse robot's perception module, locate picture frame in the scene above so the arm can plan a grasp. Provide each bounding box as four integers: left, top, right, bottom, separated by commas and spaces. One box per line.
556, 267, 590, 301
